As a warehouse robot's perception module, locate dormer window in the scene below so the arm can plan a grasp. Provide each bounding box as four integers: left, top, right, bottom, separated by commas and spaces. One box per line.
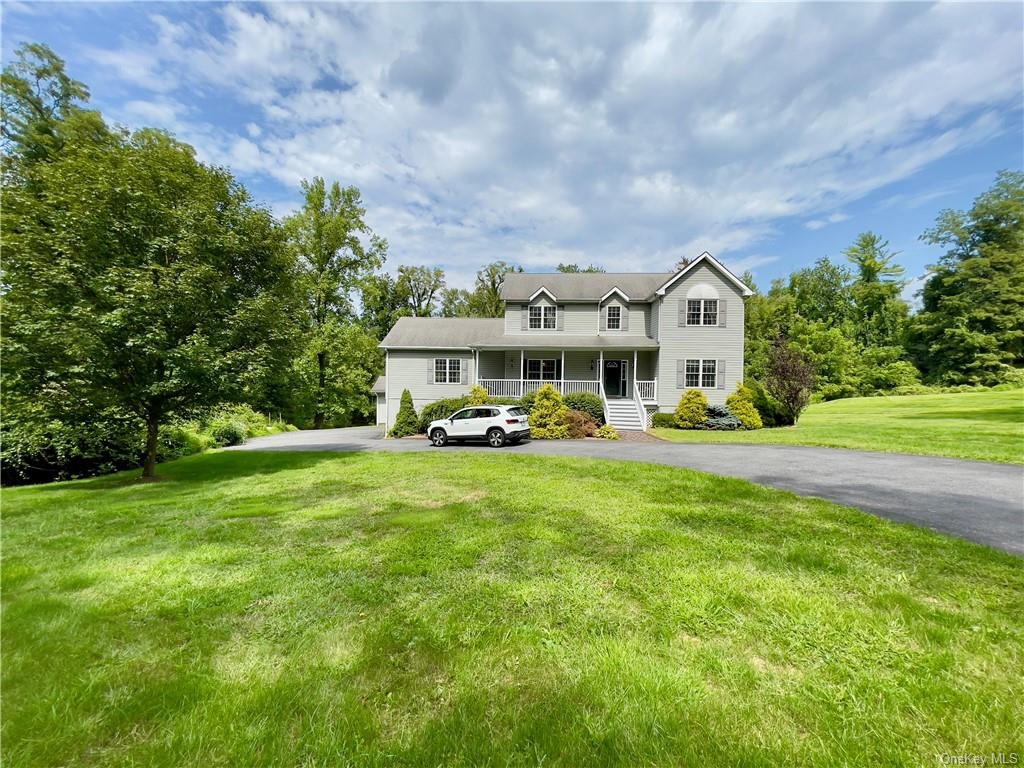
606, 305, 621, 330
529, 305, 556, 330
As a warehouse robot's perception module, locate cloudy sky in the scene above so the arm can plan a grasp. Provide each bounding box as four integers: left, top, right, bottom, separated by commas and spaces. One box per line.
4, 2, 1022, 293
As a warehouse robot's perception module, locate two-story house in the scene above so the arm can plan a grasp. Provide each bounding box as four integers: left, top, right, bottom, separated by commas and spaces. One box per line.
374, 252, 752, 431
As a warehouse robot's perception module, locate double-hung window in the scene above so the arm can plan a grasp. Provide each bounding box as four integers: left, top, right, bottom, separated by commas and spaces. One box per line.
684, 358, 717, 388
528, 305, 557, 330
701, 359, 717, 388
687, 299, 718, 325
607, 305, 621, 330
685, 359, 701, 387
433, 358, 461, 384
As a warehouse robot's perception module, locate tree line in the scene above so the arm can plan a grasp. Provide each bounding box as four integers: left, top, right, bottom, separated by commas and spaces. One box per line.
2, 44, 1021, 482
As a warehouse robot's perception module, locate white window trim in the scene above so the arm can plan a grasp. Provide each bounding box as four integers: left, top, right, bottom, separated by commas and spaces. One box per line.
529, 305, 543, 329
528, 304, 557, 331
686, 298, 718, 326
606, 305, 621, 330
685, 358, 717, 389
433, 357, 462, 384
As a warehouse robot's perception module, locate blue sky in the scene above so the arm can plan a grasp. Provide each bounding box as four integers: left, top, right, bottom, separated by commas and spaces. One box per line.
4, 2, 1022, 296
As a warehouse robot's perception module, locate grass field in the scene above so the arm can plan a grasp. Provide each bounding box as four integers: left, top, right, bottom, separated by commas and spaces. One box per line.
3, 451, 1022, 767
652, 389, 1024, 464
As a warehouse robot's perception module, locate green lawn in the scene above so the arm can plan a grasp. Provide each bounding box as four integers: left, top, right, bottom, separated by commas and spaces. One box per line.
652, 389, 1024, 464
3, 451, 1022, 767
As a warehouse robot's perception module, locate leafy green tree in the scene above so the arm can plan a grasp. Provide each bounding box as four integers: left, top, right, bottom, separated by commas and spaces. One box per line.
1, 42, 103, 165
787, 258, 855, 328
440, 287, 472, 317
557, 263, 605, 273
3, 122, 298, 478
285, 178, 386, 428
844, 232, 909, 348
360, 273, 410, 339
396, 265, 445, 316
908, 171, 1024, 384
288, 324, 383, 428
467, 261, 522, 318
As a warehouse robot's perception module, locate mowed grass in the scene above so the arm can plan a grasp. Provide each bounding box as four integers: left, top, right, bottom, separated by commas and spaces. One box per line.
653, 389, 1024, 464
3, 451, 1022, 767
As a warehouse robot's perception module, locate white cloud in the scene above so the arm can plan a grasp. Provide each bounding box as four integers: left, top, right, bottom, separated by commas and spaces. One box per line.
82, 3, 1022, 276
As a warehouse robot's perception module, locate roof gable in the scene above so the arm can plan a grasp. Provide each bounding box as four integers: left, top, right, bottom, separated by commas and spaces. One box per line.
655, 252, 753, 297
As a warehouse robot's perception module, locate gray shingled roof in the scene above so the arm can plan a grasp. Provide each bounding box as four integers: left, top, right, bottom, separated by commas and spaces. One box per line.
372, 376, 386, 393
501, 272, 674, 301
472, 335, 659, 349
380, 317, 505, 348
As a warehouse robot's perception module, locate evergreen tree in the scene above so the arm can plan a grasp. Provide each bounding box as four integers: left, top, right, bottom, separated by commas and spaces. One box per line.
908, 171, 1024, 384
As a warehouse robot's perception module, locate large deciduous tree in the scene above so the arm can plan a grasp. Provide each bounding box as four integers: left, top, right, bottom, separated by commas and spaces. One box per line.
844, 232, 908, 349
3, 119, 298, 477
285, 178, 386, 428
468, 261, 522, 317
908, 171, 1024, 384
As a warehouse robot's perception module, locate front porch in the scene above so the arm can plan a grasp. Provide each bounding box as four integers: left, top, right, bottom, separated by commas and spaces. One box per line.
474, 349, 657, 428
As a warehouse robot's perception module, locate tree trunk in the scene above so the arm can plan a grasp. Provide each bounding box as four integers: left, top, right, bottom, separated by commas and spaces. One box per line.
313, 350, 327, 429
142, 411, 160, 479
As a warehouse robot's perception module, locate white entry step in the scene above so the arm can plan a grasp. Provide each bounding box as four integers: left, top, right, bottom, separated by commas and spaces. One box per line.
605, 399, 645, 431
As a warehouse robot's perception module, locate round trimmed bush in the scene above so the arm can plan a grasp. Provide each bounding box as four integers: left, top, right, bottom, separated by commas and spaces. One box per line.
726, 383, 763, 430
674, 390, 708, 429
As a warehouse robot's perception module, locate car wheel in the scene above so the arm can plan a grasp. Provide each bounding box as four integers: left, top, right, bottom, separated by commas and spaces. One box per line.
430, 429, 448, 447
487, 428, 506, 448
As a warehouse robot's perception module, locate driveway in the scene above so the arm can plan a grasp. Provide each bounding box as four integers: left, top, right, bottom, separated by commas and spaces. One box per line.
235, 427, 1024, 555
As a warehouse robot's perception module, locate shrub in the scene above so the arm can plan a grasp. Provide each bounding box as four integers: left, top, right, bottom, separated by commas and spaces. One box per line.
819, 383, 859, 402
210, 420, 246, 447
529, 384, 570, 439
726, 383, 762, 430
468, 384, 489, 405
518, 390, 536, 413
705, 404, 741, 431
562, 409, 599, 438
765, 338, 815, 425
651, 412, 678, 429
674, 390, 708, 429
749, 379, 788, 427
389, 390, 419, 438
417, 396, 471, 433
158, 423, 214, 460
563, 391, 604, 424
595, 424, 620, 440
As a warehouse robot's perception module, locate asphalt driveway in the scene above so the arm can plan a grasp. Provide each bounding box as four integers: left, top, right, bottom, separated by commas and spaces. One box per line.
235, 427, 1024, 555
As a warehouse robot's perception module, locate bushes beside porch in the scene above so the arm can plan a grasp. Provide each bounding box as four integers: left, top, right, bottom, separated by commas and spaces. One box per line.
414, 384, 618, 440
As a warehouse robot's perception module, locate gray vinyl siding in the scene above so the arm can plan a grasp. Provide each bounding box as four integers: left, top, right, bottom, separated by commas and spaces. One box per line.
598, 299, 651, 338
385, 349, 474, 427
503, 299, 596, 335
375, 394, 386, 426
649, 298, 660, 340
498, 350, 597, 381
656, 262, 745, 408
477, 351, 505, 379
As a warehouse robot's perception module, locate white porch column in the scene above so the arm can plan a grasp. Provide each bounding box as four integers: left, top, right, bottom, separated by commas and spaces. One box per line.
598, 350, 604, 384
474, 349, 479, 385
560, 350, 565, 394
520, 349, 525, 397
633, 350, 638, 392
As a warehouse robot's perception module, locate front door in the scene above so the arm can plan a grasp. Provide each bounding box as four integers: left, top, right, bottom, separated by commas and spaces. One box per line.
603, 360, 628, 397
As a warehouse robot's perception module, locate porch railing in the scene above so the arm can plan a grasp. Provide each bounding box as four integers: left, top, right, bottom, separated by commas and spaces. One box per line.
635, 380, 657, 402
478, 379, 601, 398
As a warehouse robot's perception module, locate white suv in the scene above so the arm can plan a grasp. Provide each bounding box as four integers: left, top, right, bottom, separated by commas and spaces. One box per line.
428, 405, 530, 448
